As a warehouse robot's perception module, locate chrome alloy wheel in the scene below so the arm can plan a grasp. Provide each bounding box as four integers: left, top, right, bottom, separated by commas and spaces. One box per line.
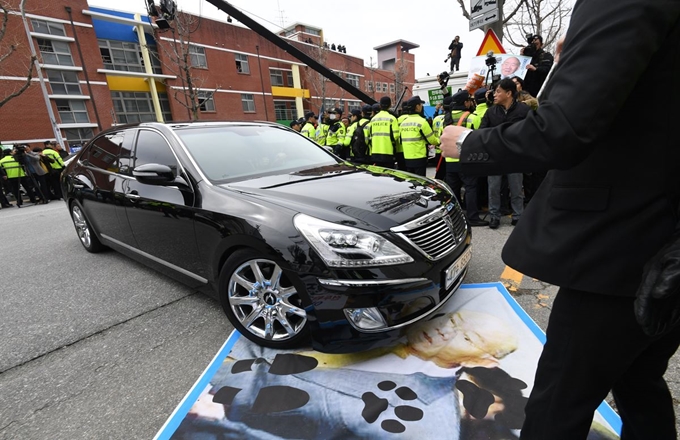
228, 258, 307, 341
71, 205, 92, 248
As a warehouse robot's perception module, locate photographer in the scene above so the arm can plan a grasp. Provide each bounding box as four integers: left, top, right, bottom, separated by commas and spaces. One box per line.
447, 36, 463, 72
521, 35, 554, 97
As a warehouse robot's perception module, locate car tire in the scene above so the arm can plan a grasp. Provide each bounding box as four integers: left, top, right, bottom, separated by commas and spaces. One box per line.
70, 202, 105, 253
219, 248, 310, 349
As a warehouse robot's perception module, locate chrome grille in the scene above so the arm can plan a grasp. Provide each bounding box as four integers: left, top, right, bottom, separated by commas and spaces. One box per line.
391, 203, 468, 260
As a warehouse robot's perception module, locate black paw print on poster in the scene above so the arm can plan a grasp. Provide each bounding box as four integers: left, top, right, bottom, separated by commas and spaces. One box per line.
212, 353, 318, 414
361, 380, 424, 434
456, 366, 528, 436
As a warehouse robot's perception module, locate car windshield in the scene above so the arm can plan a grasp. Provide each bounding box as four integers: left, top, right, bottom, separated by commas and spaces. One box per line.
175, 125, 339, 182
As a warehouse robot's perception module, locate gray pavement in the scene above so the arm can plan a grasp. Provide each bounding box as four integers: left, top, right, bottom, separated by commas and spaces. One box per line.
0, 197, 678, 439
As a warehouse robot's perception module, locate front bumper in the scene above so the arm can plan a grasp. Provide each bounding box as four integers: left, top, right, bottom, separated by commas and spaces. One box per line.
304, 238, 472, 353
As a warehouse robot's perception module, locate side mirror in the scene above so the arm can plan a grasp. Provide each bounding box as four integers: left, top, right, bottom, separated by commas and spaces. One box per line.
132, 163, 175, 184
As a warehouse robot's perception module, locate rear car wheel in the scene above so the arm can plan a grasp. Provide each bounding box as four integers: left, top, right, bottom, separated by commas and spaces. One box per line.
70, 202, 105, 253
219, 249, 310, 349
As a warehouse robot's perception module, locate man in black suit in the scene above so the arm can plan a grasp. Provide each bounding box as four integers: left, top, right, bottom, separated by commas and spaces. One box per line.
439, 0, 680, 438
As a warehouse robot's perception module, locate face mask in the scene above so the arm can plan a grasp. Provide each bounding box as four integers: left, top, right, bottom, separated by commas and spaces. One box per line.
330, 114, 336, 120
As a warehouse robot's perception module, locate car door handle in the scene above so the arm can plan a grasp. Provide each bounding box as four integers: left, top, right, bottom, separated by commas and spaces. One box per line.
125, 190, 140, 200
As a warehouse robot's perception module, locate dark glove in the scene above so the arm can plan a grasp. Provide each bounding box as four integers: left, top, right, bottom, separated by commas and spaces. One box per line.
635, 230, 680, 337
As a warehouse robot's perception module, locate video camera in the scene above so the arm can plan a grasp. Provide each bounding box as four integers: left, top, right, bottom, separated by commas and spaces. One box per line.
485, 51, 497, 68
484, 51, 501, 89
13, 144, 27, 165
437, 71, 450, 86
523, 33, 539, 57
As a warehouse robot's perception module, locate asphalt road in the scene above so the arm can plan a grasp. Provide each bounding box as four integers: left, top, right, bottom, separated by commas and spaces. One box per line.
0, 200, 678, 439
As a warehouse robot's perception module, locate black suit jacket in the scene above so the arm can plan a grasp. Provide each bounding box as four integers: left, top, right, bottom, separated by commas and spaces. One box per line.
460, 0, 680, 296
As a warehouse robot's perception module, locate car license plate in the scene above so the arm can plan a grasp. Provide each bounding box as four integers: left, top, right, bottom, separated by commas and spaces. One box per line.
445, 246, 472, 290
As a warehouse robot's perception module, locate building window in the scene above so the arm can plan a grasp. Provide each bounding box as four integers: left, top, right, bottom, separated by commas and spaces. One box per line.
56, 99, 89, 123
366, 81, 373, 92
111, 91, 172, 124
390, 83, 395, 94
98, 39, 162, 74
346, 73, 360, 88
270, 69, 284, 86
285, 71, 293, 87
64, 127, 94, 146
31, 19, 66, 36
381, 82, 388, 92
198, 91, 215, 112
241, 93, 255, 112
37, 39, 74, 66
274, 100, 295, 120
347, 101, 361, 113
304, 27, 320, 36
235, 53, 250, 74
189, 45, 207, 68
47, 70, 81, 95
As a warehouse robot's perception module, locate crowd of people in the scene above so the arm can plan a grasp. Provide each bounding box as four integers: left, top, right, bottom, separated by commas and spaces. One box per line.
0, 141, 67, 209
288, 36, 552, 230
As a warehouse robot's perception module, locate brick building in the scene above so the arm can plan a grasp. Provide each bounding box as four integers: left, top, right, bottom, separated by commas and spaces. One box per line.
0, 0, 417, 150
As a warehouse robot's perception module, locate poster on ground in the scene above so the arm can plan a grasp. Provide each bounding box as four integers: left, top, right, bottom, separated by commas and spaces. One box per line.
155, 283, 621, 440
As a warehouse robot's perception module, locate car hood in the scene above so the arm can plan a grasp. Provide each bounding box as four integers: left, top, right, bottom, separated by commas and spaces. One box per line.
221, 164, 454, 231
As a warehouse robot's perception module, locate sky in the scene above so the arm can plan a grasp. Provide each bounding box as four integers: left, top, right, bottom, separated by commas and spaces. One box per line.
85, 0, 516, 79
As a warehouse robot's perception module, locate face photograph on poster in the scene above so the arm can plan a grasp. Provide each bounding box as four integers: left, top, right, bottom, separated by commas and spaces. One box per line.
468, 54, 532, 83
156, 284, 622, 440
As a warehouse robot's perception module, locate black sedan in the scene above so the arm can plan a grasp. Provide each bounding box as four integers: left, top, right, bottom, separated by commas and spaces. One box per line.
61, 122, 471, 353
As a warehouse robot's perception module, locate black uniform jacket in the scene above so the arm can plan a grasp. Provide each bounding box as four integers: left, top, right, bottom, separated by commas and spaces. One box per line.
460, 0, 680, 296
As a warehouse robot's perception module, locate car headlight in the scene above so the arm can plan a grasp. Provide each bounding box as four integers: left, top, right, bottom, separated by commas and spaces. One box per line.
293, 213, 414, 268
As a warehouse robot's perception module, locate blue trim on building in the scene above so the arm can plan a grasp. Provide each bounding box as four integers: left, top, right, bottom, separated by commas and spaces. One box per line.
89, 7, 156, 45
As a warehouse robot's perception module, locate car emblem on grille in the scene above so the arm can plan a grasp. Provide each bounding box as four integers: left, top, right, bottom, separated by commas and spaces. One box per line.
443, 212, 456, 241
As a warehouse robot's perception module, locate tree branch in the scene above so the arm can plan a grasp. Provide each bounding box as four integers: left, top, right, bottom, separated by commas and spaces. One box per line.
456, 0, 471, 20
0, 55, 35, 108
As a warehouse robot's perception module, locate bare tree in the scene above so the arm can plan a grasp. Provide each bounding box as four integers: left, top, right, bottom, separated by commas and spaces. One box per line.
455, 0, 568, 50
503, 0, 570, 51
394, 57, 409, 105
152, 10, 218, 120
0, 0, 36, 108
299, 44, 329, 116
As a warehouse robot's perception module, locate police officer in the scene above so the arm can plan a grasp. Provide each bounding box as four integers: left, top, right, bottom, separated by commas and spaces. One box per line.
289, 119, 302, 132
467, 88, 489, 130
326, 107, 347, 158
399, 96, 438, 176
0, 145, 37, 207
432, 102, 448, 180
343, 109, 363, 162
395, 101, 410, 171
368, 97, 400, 169
316, 109, 330, 146
301, 112, 318, 141
42, 141, 65, 200
441, 92, 471, 208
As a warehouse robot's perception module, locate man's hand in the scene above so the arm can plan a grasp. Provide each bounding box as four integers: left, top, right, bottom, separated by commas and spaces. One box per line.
526, 64, 537, 71
554, 35, 565, 64
440, 125, 468, 159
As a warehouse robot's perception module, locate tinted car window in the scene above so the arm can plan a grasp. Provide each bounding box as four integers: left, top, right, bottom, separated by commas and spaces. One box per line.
83, 131, 125, 172
133, 130, 178, 175
175, 125, 337, 182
